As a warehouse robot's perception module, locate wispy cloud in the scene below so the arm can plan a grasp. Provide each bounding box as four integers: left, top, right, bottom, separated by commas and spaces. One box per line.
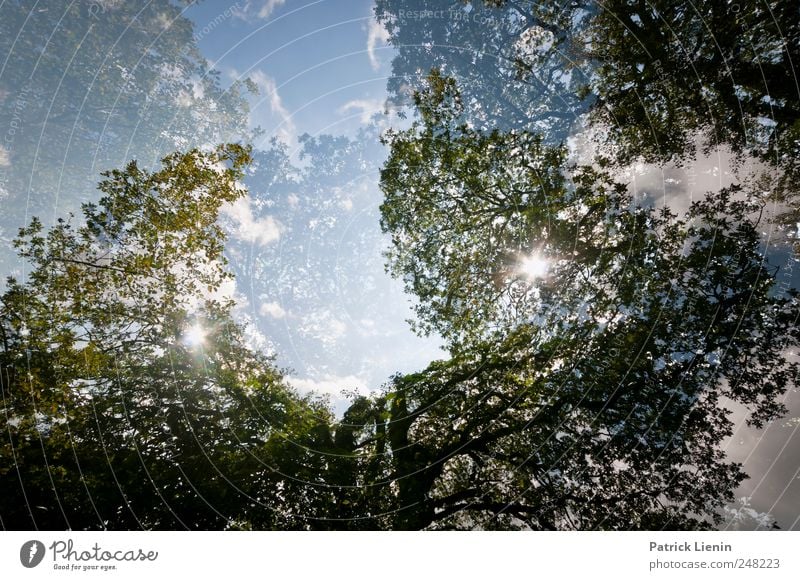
259, 300, 287, 319
258, 0, 286, 19
221, 195, 282, 246
247, 69, 297, 143
568, 126, 768, 218
337, 98, 385, 124
366, 17, 390, 71
299, 311, 348, 347
288, 374, 370, 398
723, 497, 777, 529
232, 0, 286, 21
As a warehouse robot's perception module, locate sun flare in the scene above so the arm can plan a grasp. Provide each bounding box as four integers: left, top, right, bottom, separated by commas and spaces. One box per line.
183, 322, 207, 348
519, 253, 549, 280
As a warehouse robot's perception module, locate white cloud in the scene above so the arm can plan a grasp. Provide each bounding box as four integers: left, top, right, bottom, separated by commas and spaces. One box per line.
0, 145, 10, 167
568, 125, 771, 218
259, 300, 286, 319
257, 0, 285, 19
328, 318, 347, 339
248, 69, 296, 143
174, 75, 208, 108
338, 98, 385, 124
288, 374, 370, 398
213, 274, 239, 304
723, 497, 777, 529
234, 310, 275, 354
232, 0, 286, 21
221, 195, 282, 246
155, 10, 174, 31
172, 253, 240, 315
366, 17, 390, 71
356, 318, 383, 337
298, 311, 348, 347
242, 320, 274, 354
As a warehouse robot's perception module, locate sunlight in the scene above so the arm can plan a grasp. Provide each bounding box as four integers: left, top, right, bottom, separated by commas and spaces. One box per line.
519, 253, 550, 280
183, 322, 207, 348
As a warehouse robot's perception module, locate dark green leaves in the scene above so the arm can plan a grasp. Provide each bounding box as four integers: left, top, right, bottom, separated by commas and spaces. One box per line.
374, 76, 799, 529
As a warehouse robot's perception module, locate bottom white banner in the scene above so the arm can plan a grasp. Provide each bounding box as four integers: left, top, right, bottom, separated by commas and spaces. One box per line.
1, 531, 798, 579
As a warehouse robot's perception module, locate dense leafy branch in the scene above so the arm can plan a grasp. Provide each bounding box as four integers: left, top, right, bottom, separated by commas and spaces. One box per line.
367, 78, 799, 529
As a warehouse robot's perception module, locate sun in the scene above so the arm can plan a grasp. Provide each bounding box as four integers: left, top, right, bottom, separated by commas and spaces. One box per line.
183, 322, 207, 348
519, 253, 549, 280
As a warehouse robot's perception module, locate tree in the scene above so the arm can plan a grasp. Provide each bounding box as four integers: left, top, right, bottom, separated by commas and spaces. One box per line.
377, 0, 800, 240
0, 0, 257, 276
0, 144, 334, 530
378, 0, 799, 168
375, 0, 592, 139
369, 79, 800, 529
380, 72, 570, 346
581, 0, 799, 170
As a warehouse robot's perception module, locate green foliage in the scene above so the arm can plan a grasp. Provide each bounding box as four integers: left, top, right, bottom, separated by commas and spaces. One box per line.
379, 0, 799, 169
583, 0, 799, 169
381, 75, 571, 344
0, 0, 257, 274
375, 80, 800, 529
375, 0, 590, 139
3, 0, 798, 531
377, 0, 800, 232
0, 144, 333, 529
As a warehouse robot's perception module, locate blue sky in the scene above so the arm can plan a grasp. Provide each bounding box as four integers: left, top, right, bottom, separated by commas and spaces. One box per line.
188, 0, 393, 146
0, 0, 436, 409
184, 0, 442, 407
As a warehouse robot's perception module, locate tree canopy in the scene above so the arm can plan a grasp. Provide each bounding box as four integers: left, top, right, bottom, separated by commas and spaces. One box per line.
2, 0, 799, 531
376, 0, 800, 237
3, 130, 797, 530
376, 0, 592, 140
0, 0, 256, 275
377, 0, 799, 168
0, 144, 338, 529
580, 0, 799, 170
371, 77, 800, 528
